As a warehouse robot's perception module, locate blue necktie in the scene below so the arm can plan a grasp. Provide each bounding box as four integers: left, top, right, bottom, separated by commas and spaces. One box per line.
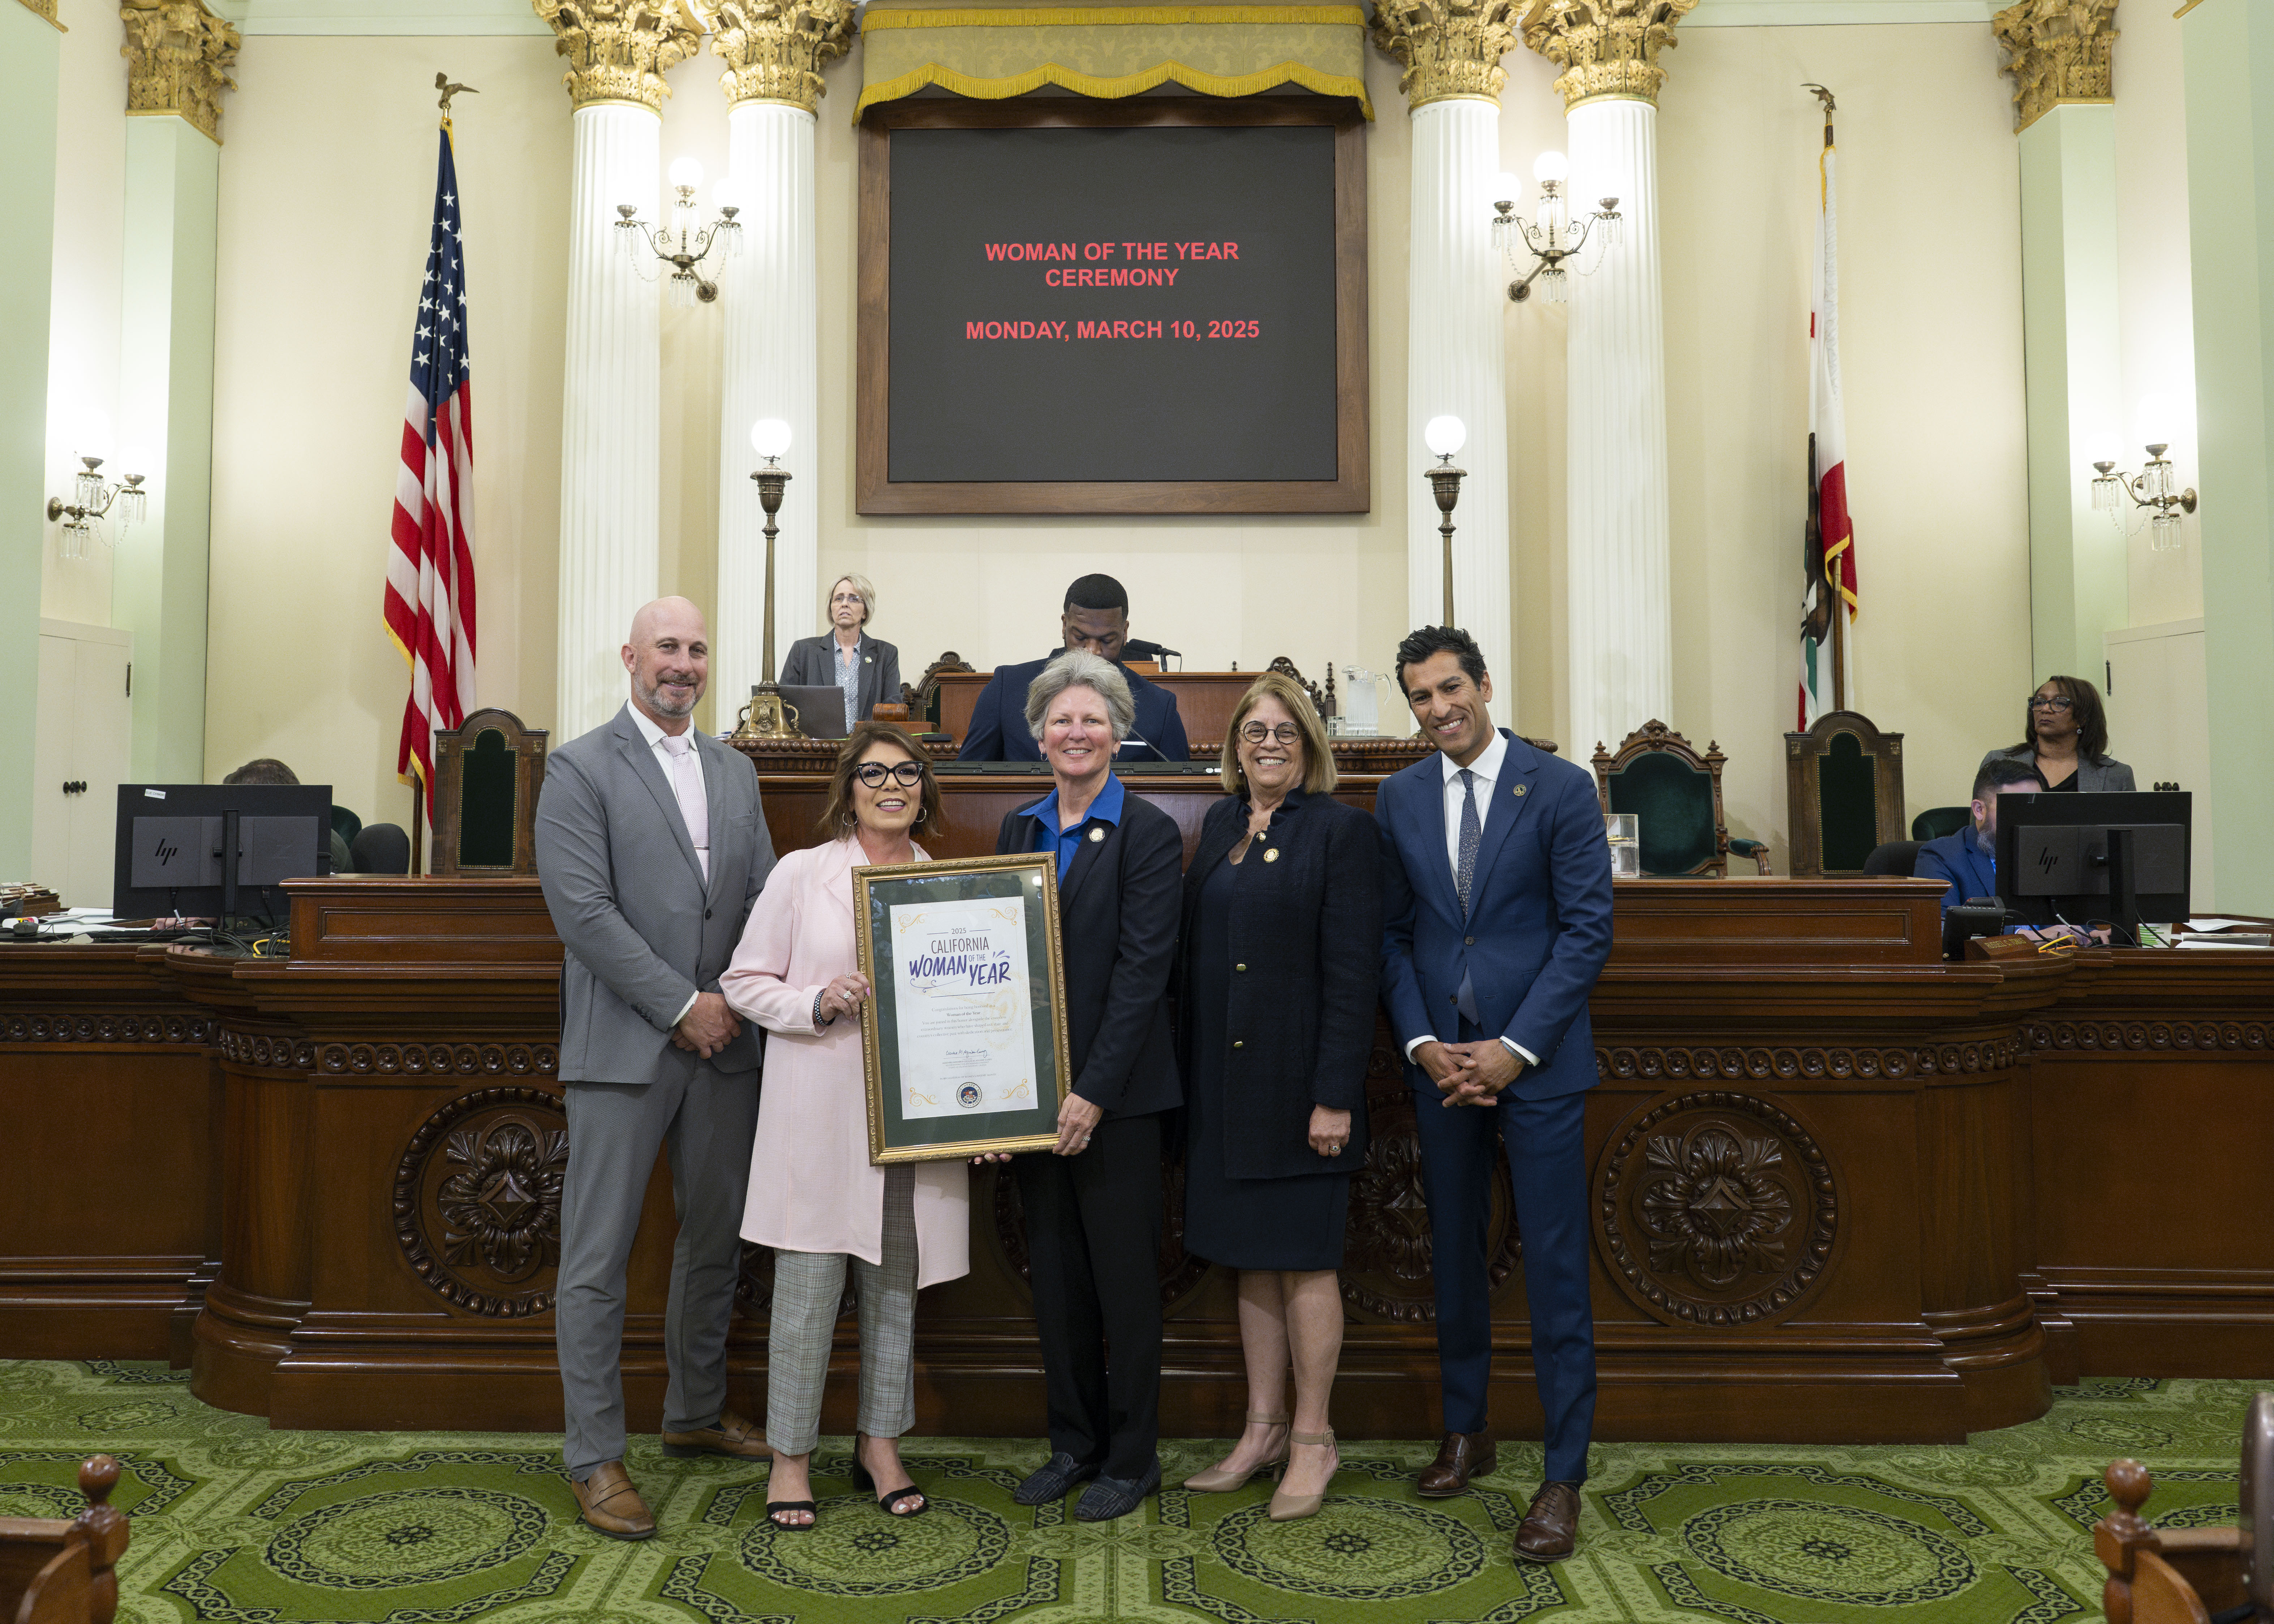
1456, 769, 1480, 917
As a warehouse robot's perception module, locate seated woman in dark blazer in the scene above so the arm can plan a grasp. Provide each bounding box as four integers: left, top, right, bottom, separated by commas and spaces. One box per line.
989, 650, 1183, 1524
777, 573, 902, 726
1977, 673, 2135, 792
1176, 672, 1381, 1523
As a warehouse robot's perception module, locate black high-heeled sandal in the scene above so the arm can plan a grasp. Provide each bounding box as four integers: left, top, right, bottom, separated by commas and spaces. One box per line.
851, 1435, 929, 1517
766, 1499, 817, 1532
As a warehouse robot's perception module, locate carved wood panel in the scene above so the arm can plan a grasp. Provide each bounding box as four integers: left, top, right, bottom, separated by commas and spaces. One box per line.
393, 1086, 569, 1318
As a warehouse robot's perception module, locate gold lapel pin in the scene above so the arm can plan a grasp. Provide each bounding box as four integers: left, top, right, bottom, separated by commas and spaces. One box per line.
1513, 784, 1527, 797
1088, 827, 1105, 843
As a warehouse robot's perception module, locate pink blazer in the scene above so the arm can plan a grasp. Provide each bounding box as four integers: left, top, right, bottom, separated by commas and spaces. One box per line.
722, 836, 970, 1287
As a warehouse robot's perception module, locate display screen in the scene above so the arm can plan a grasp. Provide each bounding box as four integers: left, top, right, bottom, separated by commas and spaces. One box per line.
886, 122, 1341, 484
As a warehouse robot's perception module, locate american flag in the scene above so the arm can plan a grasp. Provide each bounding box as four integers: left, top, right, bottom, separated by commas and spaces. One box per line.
384, 123, 478, 813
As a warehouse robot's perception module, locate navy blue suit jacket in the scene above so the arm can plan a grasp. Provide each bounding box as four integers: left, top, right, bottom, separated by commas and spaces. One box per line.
1914, 830, 1996, 915
1376, 731, 1615, 1102
959, 654, 1190, 763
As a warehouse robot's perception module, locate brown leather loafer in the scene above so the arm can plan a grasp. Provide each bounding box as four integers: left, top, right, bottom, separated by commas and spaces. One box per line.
661, 1408, 772, 1460
1514, 1480, 1582, 1562
1415, 1431, 1497, 1498
572, 1461, 655, 1540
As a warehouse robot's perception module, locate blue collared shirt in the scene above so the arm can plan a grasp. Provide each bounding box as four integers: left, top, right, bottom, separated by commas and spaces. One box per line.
1021, 771, 1126, 880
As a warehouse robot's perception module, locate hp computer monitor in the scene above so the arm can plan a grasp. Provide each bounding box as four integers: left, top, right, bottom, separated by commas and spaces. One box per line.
112, 783, 332, 922
1993, 789, 2191, 939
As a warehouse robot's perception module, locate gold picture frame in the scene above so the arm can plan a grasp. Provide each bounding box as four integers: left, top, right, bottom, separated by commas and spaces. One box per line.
852, 852, 1073, 1164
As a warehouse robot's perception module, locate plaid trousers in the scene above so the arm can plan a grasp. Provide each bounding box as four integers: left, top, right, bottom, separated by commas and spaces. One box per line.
764, 1163, 919, 1456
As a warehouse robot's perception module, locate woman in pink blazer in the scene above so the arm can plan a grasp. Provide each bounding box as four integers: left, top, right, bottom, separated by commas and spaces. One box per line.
721, 721, 970, 1532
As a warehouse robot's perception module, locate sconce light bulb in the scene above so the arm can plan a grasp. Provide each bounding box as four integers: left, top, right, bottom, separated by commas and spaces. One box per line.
669, 155, 704, 193
712, 176, 740, 214
1533, 150, 1569, 186
1424, 415, 1467, 459
69, 405, 113, 466
1492, 171, 1523, 209
751, 417, 792, 460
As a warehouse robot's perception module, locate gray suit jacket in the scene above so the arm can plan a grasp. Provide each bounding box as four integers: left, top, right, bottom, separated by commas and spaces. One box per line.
537, 703, 778, 1083
777, 633, 901, 723
1976, 744, 2137, 792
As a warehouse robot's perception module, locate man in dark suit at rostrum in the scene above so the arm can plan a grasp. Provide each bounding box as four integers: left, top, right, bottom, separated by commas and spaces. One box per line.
536, 596, 778, 1541
959, 573, 1190, 763
1914, 758, 2044, 920
1374, 624, 1615, 1564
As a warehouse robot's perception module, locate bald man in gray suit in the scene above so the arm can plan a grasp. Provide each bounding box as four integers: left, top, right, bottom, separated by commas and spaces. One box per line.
537, 596, 778, 1539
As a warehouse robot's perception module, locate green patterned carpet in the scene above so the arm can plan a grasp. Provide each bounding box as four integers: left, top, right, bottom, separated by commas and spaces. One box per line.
0, 1360, 2251, 1623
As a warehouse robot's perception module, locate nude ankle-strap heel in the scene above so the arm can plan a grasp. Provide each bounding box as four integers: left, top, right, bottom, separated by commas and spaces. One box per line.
1181, 1413, 1291, 1492
1268, 1430, 1337, 1521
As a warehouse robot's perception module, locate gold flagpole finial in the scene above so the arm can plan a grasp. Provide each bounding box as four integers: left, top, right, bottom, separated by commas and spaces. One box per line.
436, 72, 478, 121
1802, 81, 1834, 144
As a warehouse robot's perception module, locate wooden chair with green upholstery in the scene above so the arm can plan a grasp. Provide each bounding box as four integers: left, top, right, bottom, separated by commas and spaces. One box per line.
429, 708, 549, 878
1591, 720, 1771, 877
1783, 710, 1906, 878
1911, 805, 1970, 840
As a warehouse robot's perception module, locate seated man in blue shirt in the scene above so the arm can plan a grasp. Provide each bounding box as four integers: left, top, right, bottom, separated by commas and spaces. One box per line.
959, 573, 1190, 763
1916, 759, 2099, 943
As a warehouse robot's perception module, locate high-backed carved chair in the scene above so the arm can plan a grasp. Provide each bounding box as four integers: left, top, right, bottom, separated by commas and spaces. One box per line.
0, 1455, 127, 1624
1784, 710, 1906, 878
910, 652, 976, 731
430, 708, 549, 878
1592, 721, 1770, 877
2094, 1458, 2249, 1624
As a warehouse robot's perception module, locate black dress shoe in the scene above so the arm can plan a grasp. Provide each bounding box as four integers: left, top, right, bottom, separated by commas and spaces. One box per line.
1074, 1461, 1161, 1522
1013, 1452, 1100, 1506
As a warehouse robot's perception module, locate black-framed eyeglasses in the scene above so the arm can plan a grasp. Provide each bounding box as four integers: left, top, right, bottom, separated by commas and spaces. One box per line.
1237, 721, 1303, 746
2028, 695, 2075, 711
854, 761, 928, 789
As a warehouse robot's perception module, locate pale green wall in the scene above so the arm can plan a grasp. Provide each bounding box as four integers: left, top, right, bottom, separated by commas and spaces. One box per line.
115, 115, 219, 783
2184, 0, 2274, 913
0, 7, 61, 876
2019, 103, 2127, 687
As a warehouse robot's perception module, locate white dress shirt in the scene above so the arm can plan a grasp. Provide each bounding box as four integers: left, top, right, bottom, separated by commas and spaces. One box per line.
629, 703, 709, 1029
1405, 729, 1539, 1070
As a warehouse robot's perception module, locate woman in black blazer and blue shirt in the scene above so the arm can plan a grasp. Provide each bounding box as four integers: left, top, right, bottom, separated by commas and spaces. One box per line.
1176, 672, 1381, 1523
990, 651, 1184, 1524
777, 574, 902, 725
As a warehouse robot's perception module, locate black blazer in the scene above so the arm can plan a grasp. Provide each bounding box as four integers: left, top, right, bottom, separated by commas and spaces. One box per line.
1176, 789, 1381, 1179
996, 786, 1183, 1119
777, 633, 902, 723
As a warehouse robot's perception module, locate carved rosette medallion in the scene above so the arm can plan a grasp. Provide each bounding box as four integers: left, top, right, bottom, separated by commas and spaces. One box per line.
1519, 0, 1697, 111
536, 0, 705, 112
1992, 0, 2117, 132
120, 0, 241, 143
0, 1011, 215, 1046
702, 0, 856, 115
394, 1087, 571, 1317
1369, 0, 1525, 110
1595, 1090, 1839, 1327
992, 1159, 1212, 1311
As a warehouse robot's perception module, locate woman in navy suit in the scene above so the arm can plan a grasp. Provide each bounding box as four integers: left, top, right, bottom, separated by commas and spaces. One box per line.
1175, 673, 1380, 1522
777, 574, 901, 726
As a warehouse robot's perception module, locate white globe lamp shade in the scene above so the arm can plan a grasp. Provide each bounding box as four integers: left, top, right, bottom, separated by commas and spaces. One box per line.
712, 176, 741, 213
69, 406, 113, 464
669, 155, 703, 191
1424, 415, 1467, 459
1533, 149, 1570, 185
1492, 171, 1523, 207
751, 418, 793, 460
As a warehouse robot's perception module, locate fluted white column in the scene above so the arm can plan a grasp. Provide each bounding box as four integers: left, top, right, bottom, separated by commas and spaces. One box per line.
717, 102, 818, 706
1565, 96, 1671, 758
557, 103, 662, 737
1408, 100, 1513, 687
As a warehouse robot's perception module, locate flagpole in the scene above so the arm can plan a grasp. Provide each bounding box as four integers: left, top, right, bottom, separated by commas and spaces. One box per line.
1807, 82, 1847, 714
410, 779, 425, 876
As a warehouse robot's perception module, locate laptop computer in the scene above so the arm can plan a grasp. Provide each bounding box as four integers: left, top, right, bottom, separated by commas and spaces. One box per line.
779, 684, 850, 740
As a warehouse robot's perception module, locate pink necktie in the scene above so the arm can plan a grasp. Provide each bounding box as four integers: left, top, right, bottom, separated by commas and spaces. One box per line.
659, 732, 710, 881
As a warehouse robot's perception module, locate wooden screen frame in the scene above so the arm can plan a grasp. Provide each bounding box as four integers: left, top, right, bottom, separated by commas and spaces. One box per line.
857, 96, 1370, 515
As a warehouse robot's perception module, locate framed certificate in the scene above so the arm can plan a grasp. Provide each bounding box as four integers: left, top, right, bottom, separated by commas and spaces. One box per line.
852, 853, 1072, 1164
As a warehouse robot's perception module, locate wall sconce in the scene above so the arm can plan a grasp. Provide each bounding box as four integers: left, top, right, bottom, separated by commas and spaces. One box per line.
1424, 415, 1466, 626
45, 410, 147, 560
2090, 444, 2197, 552
619, 157, 740, 307
1492, 151, 1621, 304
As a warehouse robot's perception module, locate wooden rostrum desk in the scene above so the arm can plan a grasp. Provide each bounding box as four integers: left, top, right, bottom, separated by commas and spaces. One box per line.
3, 759, 2270, 1444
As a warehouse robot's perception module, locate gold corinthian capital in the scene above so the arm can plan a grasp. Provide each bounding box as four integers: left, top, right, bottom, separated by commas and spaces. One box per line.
120, 0, 241, 143
1370, 0, 1524, 111
699, 0, 856, 114
1991, 0, 2116, 132
536, 0, 706, 113
1520, 0, 1696, 111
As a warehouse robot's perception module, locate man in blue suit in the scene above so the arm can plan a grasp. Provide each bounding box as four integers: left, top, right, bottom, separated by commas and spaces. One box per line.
1375, 625, 1614, 1564
1916, 758, 2043, 918
959, 574, 1190, 763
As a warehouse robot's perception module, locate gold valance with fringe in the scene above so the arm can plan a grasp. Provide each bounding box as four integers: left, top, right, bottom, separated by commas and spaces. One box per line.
854, 1, 1373, 120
